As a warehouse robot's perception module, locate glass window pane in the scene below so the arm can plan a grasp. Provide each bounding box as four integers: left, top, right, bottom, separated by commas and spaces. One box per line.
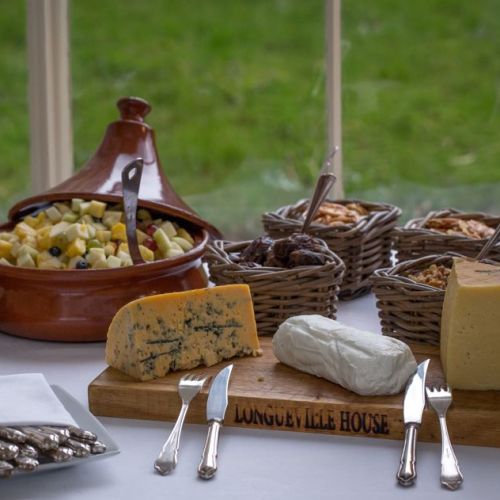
343, 1, 500, 219
71, 0, 325, 239
0, 1, 29, 220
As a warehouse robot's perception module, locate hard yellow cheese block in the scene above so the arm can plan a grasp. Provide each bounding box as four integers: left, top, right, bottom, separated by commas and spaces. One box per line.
441, 259, 500, 390
105, 284, 262, 381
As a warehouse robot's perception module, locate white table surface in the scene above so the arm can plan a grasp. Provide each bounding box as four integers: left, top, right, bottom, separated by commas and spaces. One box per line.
0, 294, 499, 500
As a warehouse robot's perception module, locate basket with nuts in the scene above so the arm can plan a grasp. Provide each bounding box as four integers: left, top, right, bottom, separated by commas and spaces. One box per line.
371, 252, 499, 345
392, 208, 500, 262
262, 199, 401, 299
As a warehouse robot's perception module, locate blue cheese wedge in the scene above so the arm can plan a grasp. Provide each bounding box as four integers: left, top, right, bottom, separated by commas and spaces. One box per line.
105, 285, 262, 381
272, 315, 417, 395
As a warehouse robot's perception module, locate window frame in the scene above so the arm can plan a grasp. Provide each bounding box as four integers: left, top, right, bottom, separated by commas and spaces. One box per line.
26, 0, 342, 196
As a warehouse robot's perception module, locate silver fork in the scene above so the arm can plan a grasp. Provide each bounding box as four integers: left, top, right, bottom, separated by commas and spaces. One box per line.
154, 374, 207, 475
426, 386, 463, 490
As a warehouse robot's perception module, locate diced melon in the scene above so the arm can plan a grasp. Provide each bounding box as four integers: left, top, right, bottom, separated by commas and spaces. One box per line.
19, 244, 38, 259
0, 240, 12, 259
172, 236, 192, 251
111, 223, 127, 241
118, 242, 129, 254
71, 199, 84, 212
80, 214, 93, 224
104, 242, 117, 256
10, 242, 21, 257
103, 211, 123, 228
49, 221, 70, 238
137, 208, 152, 221
66, 238, 86, 258
66, 223, 90, 242
14, 222, 37, 239
17, 252, 35, 268
53, 202, 71, 215
177, 228, 194, 245
45, 206, 62, 223
37, 252, 63, 269
62, 211, 79, 223
87, 239, 103, 249
89, 200, 107, 218
36, 226, 52, 251
153, 228, 171, 253
136, 229, 148, 245
87, 247, 106, 266
169, 240, 183, 252
117, 250, 132, 267
23, 215, 39, 228
96, 230, 112, 243
35, 211, 47, 228
166, 248, 184, 259
23, 236, 38, 249
0, 232, 14, 242
160, 221, 177, 238
139, 245, 154, 262
106, 255, 122, 268
79, 201, 92, 215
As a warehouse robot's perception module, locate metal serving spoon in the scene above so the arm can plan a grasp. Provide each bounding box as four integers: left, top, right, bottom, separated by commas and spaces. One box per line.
301, 146, 339, 234
122, 158, 144, 265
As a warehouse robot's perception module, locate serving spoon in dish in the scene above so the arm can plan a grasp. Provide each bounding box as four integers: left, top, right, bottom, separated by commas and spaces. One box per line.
121, 158, 145, 265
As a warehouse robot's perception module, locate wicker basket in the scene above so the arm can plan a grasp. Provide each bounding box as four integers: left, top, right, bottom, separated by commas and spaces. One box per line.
205, 239, 345, 336
392, 208, 500, 262
262, 199, 401, 299
371, 253, 499, 345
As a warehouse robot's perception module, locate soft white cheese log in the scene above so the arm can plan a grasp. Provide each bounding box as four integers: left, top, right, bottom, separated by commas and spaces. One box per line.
272, 315, 417, 396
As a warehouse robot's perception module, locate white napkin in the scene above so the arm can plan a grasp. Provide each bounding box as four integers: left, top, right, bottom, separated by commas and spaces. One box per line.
0, 373, 76, 426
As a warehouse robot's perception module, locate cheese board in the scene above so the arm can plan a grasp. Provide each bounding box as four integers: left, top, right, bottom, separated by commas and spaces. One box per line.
88, 337, 500, 448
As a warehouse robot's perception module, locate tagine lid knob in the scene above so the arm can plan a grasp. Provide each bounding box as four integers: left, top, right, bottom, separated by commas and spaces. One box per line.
117, 97, 152, 123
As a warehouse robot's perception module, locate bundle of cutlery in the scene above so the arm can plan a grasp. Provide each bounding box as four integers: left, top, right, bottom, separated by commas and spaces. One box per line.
154, 364, 233, 479
0, 425, 106, 478
397, 359, 463, 490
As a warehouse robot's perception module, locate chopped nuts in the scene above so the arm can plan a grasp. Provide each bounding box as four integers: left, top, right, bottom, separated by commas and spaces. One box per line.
312, 202, 369, 226
424, 217, 494, 240
407, 264, 451, 290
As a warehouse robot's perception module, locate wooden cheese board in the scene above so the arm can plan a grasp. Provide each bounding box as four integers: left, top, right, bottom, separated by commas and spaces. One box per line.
88, 337, 500, 447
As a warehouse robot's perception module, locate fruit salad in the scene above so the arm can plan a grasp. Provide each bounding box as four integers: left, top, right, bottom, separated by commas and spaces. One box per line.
0, 199, 195, 269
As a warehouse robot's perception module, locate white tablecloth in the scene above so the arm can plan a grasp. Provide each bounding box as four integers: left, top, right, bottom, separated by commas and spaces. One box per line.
0, 295, 499, 500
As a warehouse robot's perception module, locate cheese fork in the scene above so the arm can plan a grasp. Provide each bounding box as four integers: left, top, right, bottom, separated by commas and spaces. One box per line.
154, 374, 207, 475
426, 386, 463, 490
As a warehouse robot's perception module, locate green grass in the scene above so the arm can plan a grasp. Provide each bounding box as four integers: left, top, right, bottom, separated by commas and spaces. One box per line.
0, 0, 499, 237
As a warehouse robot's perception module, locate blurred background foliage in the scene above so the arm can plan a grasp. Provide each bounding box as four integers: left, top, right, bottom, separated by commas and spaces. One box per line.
0, 0, 498, 237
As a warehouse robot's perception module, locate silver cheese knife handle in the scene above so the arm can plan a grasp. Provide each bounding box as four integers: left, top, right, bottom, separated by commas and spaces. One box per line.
438, 415, 463, 490
397, 423, 418, 486
154, 402, 189, 475
198, 420, 221, 480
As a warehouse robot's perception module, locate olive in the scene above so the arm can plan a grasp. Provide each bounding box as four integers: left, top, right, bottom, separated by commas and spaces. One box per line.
48, 246, 62, 257
75, 260, 89, 269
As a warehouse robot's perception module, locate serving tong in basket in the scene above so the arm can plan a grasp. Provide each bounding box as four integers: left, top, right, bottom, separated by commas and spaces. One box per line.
300, 146, 339, 234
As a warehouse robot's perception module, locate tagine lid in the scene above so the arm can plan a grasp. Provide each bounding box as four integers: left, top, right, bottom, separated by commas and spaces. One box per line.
8, 97, 222, 238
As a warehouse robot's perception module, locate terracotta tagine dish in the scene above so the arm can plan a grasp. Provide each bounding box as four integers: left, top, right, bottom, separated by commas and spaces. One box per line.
0, 97, 221, 342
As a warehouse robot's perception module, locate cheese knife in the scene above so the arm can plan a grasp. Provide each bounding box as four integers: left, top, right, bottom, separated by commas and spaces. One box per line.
198, 364, 233, 480
397, 359, 430, 486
